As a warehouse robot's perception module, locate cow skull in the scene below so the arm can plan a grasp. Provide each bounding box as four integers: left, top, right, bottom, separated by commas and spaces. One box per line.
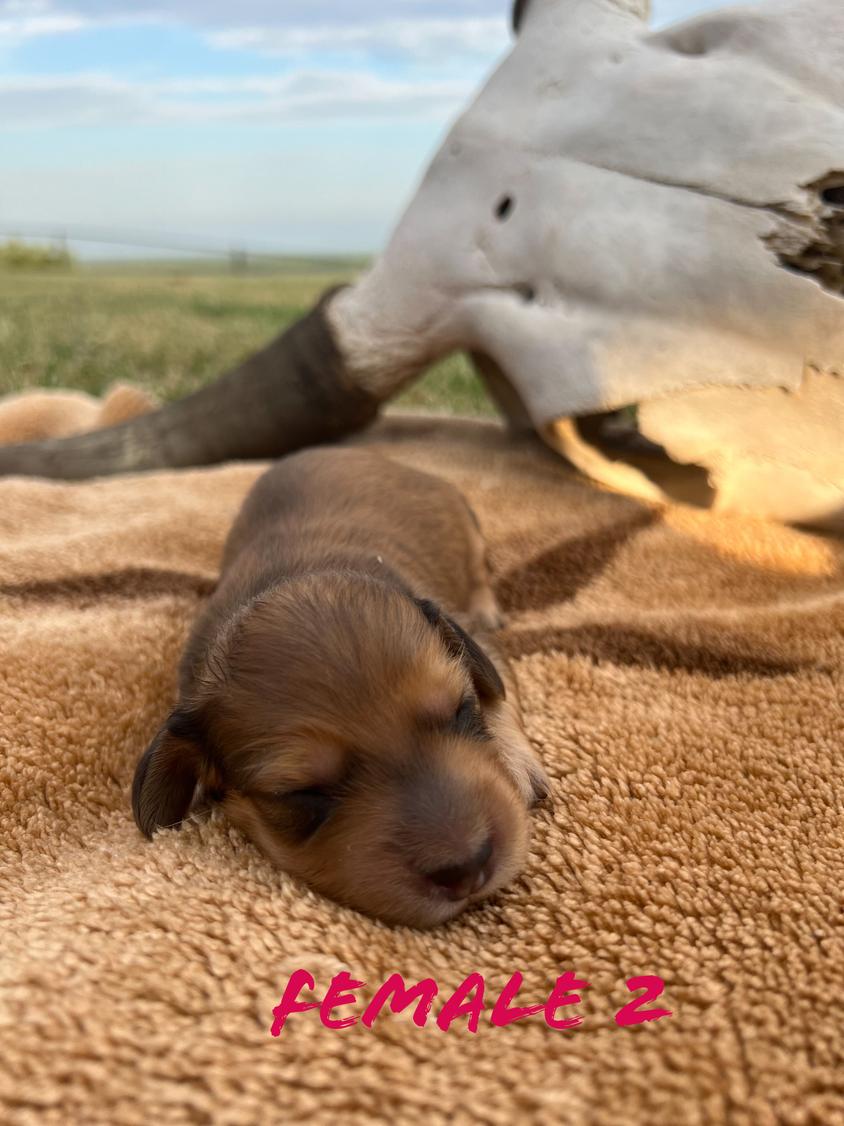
329, 0, 844, 526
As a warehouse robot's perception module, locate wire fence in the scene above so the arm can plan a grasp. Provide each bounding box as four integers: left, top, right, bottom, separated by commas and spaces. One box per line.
0, 224, 365, 273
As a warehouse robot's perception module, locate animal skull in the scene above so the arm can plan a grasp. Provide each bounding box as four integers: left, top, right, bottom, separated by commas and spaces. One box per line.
330, 0, 844, 526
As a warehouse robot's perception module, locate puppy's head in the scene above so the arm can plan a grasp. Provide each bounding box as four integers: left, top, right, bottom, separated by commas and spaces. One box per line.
133, 574, 530, 928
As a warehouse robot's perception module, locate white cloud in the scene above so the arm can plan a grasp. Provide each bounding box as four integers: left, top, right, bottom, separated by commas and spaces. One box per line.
0, 1, 512, 64
0, 11, 88, 46
207, 17, 509, 64
0, 69, 477, 127
0, 3, 503, 130
3, 1, 505, 27
0, 1, 179, 47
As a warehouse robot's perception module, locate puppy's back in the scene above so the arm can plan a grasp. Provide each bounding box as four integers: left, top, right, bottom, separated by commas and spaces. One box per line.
221, 448, 481, 608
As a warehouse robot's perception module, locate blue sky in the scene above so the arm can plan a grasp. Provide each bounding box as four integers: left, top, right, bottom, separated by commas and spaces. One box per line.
0, 0, 764, 257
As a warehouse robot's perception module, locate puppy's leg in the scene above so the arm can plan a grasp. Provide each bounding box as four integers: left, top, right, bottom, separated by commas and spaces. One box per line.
485, 694, 550, 809
472, 629, 550, 808
464, 517, 505, 632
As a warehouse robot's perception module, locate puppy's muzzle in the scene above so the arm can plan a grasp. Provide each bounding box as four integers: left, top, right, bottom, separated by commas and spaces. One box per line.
400, 764, 515, 907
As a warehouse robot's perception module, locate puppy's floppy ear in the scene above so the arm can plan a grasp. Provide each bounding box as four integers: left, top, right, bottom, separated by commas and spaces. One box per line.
132, 710, 204, 839
415, 598, 505, 703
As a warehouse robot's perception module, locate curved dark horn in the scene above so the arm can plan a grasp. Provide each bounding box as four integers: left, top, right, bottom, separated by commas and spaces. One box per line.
512, 0, 532, 33
0, 289, 380, 480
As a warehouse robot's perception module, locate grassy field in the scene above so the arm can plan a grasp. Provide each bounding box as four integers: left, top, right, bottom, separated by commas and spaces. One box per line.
0, 259, 494, 416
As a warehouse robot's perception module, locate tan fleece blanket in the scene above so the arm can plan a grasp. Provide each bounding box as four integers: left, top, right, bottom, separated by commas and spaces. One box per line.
1, 412, 843, 1125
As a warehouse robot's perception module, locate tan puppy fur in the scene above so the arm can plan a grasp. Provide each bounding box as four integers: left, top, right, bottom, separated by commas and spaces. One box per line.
0, 383, 156, 445
133, 449, 548, 928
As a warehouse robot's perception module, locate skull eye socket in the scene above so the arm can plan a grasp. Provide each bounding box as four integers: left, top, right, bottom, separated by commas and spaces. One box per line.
495, 195, 515, 221
822, 185, 844, 207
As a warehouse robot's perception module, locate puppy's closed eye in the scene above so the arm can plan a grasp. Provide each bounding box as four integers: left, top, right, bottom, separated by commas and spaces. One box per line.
451, 696, 489, 741
258, 786, 339, 841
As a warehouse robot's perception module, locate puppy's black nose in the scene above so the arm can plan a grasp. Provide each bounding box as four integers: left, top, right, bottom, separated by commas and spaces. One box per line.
424, 836, 494, 901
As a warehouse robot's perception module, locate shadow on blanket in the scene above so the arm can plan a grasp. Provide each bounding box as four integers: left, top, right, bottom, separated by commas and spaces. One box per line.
1, 401, 843, 1123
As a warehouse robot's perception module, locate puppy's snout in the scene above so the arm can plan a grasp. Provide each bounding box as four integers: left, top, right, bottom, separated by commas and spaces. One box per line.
423, 835, 495, 901
399, 759, 517, 908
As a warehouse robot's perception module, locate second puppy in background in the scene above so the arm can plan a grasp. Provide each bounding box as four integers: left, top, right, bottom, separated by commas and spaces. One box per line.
133, 448, 549, 928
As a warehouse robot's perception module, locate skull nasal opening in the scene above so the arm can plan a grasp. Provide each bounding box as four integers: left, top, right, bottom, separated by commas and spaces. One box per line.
495, 194, 515, 221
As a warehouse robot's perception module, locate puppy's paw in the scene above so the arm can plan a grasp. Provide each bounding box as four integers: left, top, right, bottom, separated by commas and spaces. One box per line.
506, 742, 551, 809
474, 608, 506, 632
468, 588, 505, 632
486, 700, 551, 809
523, 755, 551, 809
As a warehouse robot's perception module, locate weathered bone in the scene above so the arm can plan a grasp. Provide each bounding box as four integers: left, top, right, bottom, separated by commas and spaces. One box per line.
327, 0, 844, 526
1, 0, 842, 527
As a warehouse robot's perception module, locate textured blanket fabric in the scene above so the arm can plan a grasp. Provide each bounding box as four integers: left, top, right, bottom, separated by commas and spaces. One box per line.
1, 414, 842, 1124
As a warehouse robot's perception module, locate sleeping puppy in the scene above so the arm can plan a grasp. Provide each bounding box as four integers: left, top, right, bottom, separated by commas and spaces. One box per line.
132, 448, 548, 928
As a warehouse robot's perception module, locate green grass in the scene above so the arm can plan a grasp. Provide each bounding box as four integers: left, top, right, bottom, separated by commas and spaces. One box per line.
0, 260, 494, 417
